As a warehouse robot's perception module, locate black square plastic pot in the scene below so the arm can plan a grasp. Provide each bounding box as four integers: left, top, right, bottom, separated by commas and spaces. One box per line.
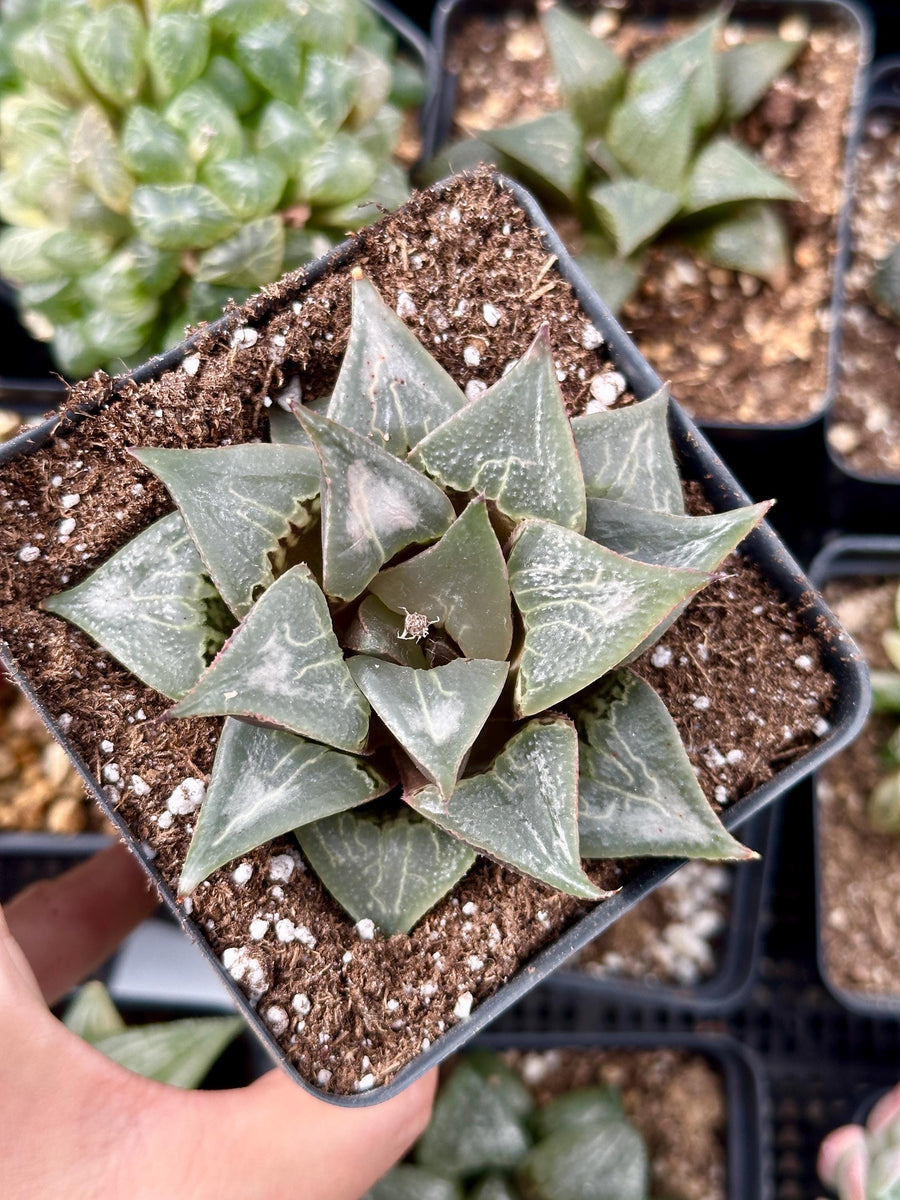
810, 536, 900, 1019
825, 59, 900, 532
0, 173, 869, 1106
0, 0, 436, 416
467, 1031, 771, 1200
423, 0, 873, 563
545, 804, 778, 1013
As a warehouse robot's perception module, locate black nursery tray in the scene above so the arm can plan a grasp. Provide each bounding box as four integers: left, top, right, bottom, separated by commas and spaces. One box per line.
0, 173, 868, 1107
810, 535, 900, 1021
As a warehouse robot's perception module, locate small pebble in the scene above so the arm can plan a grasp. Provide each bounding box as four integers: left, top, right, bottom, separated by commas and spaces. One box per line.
581, 323, 604, 350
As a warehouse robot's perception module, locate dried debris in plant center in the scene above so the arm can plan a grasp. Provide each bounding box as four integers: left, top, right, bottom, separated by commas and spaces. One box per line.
0, 174, 834, 1095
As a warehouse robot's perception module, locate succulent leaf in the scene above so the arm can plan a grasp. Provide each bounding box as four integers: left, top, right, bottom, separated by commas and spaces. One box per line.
465, 1051, 535, 1118
11, 19, 90, 102
682, 137, 798, 215
44, 511, 221, 700
74, 3, 146, 107
415, 1058, 532, 1179
203, 156, 286, 220
165, 82, 244, 165
508, 521, 707, 717
121, 106, 194, 184
71, 105, 134, 216
91, 1016, 244, 1088
478, 112, 584, 207
872, 671, 900, 715
868, 771, 900, 836
296, 807, 476, 935
408, 326, 587, 533
327, 274, 467, 456
255, 99, 319, 172
587, 179, 681, 258
167, 564, 370, 753
369, 499, 513, 661
539, 5, 624, 135
884, 628, 900, 674
571, 388, 683, 514
179, 718, 387, 894
690, 202, 790, 285
301, 51, 357, 135
363, 1166, 463, 1200
344, 596, 429, 669
193, 215, 285, 287
605, 73, 697, 193
516, 1120, 648, 1200
234, 20, 302, 104
347, 656, 508, 799
627, 11, 722, 135
62, 980, 127, 1042
469, 1177, 521, 1200
584, 498, 770, 571
573, 248, 643, 317
721, 37, 804, 121
407, 718, 603, 899
871, 244, 900, 323
532, 1087, 624, 1140
147, 12, 210, 101
132, 443, 320, 619
297, 407, 455, 603
297, 133, 377, 207
131, 183, 239, 250
574, 669, 752, 860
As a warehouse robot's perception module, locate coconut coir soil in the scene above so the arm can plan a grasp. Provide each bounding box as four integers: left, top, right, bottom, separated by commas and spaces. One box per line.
0, 173, 834, 1094
504, 1048, 726, 1200
819, 577, 900, 998
828, 115, 900, 476
447, 5, 860, 425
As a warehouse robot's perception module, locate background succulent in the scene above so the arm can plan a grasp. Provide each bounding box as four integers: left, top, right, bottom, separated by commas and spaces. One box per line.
364, 1049, 650, 1200
0, 0, 423, 378
871, 243, 900, 323
45, 273, 765, 935
818, 1082, 900, 1200
433, 5, 803, 314
863, 582, 900, 835
63, 980, 243, 1087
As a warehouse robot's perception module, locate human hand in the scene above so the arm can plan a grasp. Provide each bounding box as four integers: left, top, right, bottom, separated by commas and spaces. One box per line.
0, 844, 436, 1200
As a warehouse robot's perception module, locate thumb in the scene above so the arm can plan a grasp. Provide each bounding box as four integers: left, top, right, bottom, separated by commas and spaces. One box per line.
145, 1064, 438, 1200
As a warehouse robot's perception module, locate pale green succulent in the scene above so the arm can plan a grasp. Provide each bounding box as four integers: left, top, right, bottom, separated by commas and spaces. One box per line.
63, 981, 243, 1087
366, 1050, 649, 1200
871, 244, 900, 324
818, 1082, 900, 1200
0, 0, 422, 378
865, 583, 900, 835
435, 5, 802, 313
44, 273, 765, 936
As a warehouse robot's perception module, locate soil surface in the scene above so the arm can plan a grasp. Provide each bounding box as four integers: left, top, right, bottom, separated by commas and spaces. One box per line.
504, 1047, 727, 1200
574, 859, 731, 987
819, 577, 900, 998
827, 115, 900, 476
446, 5, 860, 425
0, 172, 835, 1095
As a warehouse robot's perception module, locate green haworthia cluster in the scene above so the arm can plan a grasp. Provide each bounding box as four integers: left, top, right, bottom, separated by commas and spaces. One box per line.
63, 981, 243, 1087
865, 582, 900, 835
435, 5, 802, 314
0, 0, 423, 377
45, 273, 765, 937
818, 1082, 900, 1199
871, 243, 900, 323
365, 1050, 650, 1200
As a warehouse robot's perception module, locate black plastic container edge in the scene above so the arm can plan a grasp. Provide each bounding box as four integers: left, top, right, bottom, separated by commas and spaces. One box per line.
824, 57, 900, 529
0, 0, 438, 416
470, 1030, 771, 1200
0, 172, 869, 1107
547, 803, 779, 1013
852, 1085, 891, 1126
809, 535, 900, 1020
425, 0, 873, 440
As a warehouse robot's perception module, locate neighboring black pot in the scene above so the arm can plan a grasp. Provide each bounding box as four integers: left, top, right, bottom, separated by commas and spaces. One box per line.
0, 173, 869, 1107
810, 536, 900, 1019
547, 804, 778, 1014
424, 0, 873, 563
825, 58, 900, 533
470, 1030, 770, 1200
0, 0, 437, 416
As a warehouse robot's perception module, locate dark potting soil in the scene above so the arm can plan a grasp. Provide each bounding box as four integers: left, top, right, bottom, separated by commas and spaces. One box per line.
503, 1048, 726, 1200
447, 7, 860, 426
828, 117, 900, 476
0, 172, 834, 1095
819, 578, 900, 998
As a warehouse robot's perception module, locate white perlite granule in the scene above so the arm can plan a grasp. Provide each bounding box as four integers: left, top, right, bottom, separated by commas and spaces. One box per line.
17, 545, 39, 563
354, 918, 376, 941
249, 918, 269, 941
463, 344, 481, 367
268, 853, 295, 883
181, 354, 200, 376
292, 993, 311, 1016
355, 1074, 376, 1093
396, 292, 417, 319
266, 1006, 289, 1036
101, 763, 121, 784
167, 777, 205, 815
317, 1069, 333, 1086
651, 645, 673, 669
482, 302, 502, 327
453, 991, 474, 1020
232, 862, 253, 885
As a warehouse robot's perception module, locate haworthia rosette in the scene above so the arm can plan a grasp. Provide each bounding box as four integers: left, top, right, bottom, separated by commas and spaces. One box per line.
508, 520, 707, 717
178, 718, 388, 894
408, 325, 587, 533
166, 565, 370, 753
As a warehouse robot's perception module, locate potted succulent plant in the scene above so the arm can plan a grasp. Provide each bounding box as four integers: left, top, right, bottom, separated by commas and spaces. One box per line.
423, 0, 871, 550
811, 537, 900, 1018
818, 1080, 900, 1200
365, 1033, 768, 1199
826, 59, 900, 533
0, 0, 431, 401
0, 171, 867, 1103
